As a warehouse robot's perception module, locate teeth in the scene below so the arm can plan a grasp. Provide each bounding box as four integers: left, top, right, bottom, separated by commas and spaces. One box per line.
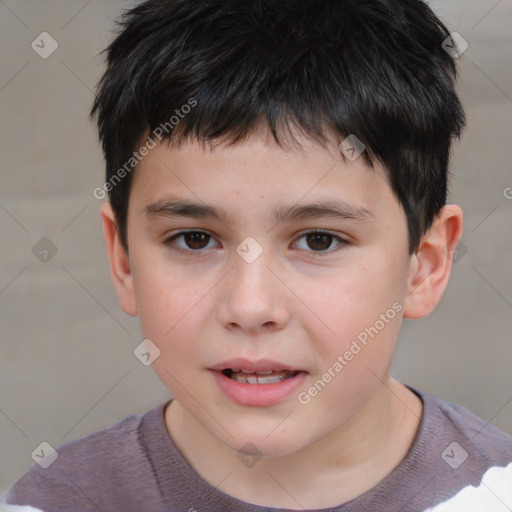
230, 370, 298, 384
236, 369, 280, 375
254, 374, 288, 384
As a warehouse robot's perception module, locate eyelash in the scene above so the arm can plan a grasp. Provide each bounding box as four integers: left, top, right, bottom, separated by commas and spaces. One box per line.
163, 230, 349, 258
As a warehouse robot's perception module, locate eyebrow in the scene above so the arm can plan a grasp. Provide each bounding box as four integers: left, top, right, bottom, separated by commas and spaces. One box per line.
144, 198, 374, 224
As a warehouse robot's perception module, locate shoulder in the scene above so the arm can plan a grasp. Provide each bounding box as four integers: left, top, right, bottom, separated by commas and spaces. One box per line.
424, 461, 512, 512
425, 389, 512, 462
412, 387, 512, 511
4, 403, 168, 512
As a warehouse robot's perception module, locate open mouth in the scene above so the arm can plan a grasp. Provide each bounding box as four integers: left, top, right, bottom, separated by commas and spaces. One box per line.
210, 364, 308, 406
221, 368, 301, 385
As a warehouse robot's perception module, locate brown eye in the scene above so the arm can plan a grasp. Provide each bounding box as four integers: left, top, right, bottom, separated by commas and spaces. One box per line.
164, 231, 216, 254
294, 231, 348, 256
305, 233, 333, 251
164, 230, 348, 258
181, 232, 210, 249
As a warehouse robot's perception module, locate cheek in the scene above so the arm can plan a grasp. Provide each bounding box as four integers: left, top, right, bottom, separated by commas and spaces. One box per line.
308, 260, 401, 337
131, 256, 207, 368
297, 255, 405, 395
132, 249, 203, 331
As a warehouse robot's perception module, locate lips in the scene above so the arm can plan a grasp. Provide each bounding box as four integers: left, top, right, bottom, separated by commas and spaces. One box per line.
207, 357, 308, 405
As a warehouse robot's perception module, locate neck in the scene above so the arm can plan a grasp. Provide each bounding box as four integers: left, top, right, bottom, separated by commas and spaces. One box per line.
164, 378, 423, 509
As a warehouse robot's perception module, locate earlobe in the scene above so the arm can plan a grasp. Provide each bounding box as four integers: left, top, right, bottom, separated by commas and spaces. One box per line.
100, 203, 138, 316
403, 205, 463, 319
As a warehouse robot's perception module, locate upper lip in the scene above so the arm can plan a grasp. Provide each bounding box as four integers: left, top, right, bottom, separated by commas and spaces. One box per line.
209, 358, 305, 373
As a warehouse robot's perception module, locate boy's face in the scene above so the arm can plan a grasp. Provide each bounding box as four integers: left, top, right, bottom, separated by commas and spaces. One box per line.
117, 127, 417, 456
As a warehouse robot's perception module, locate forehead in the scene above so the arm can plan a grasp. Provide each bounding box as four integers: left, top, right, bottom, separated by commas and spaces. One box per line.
129, 131, 399, 224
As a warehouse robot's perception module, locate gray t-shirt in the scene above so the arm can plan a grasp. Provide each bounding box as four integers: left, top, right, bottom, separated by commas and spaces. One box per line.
4, 386, 512, 512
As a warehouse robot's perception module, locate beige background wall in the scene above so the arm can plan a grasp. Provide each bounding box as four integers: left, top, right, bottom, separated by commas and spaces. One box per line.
1, 0, 511, 495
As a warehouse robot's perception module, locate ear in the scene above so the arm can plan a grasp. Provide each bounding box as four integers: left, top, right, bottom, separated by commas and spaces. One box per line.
100, 202, 137, 316
403, 204, 463, 319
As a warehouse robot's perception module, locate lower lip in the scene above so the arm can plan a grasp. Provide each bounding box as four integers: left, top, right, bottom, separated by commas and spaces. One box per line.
209, 370, 308, 407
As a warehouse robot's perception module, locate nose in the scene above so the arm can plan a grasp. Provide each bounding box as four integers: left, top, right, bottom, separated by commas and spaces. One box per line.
216, 250, 291, 334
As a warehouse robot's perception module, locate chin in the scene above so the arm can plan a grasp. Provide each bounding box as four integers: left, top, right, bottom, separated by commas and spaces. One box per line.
218, 426, 307, 459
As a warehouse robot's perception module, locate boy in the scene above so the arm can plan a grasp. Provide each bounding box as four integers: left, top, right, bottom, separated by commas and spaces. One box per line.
4, 0, 512, 511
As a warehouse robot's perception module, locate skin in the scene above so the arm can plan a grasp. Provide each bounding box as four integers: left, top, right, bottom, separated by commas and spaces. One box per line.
101, 125, 463, 509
